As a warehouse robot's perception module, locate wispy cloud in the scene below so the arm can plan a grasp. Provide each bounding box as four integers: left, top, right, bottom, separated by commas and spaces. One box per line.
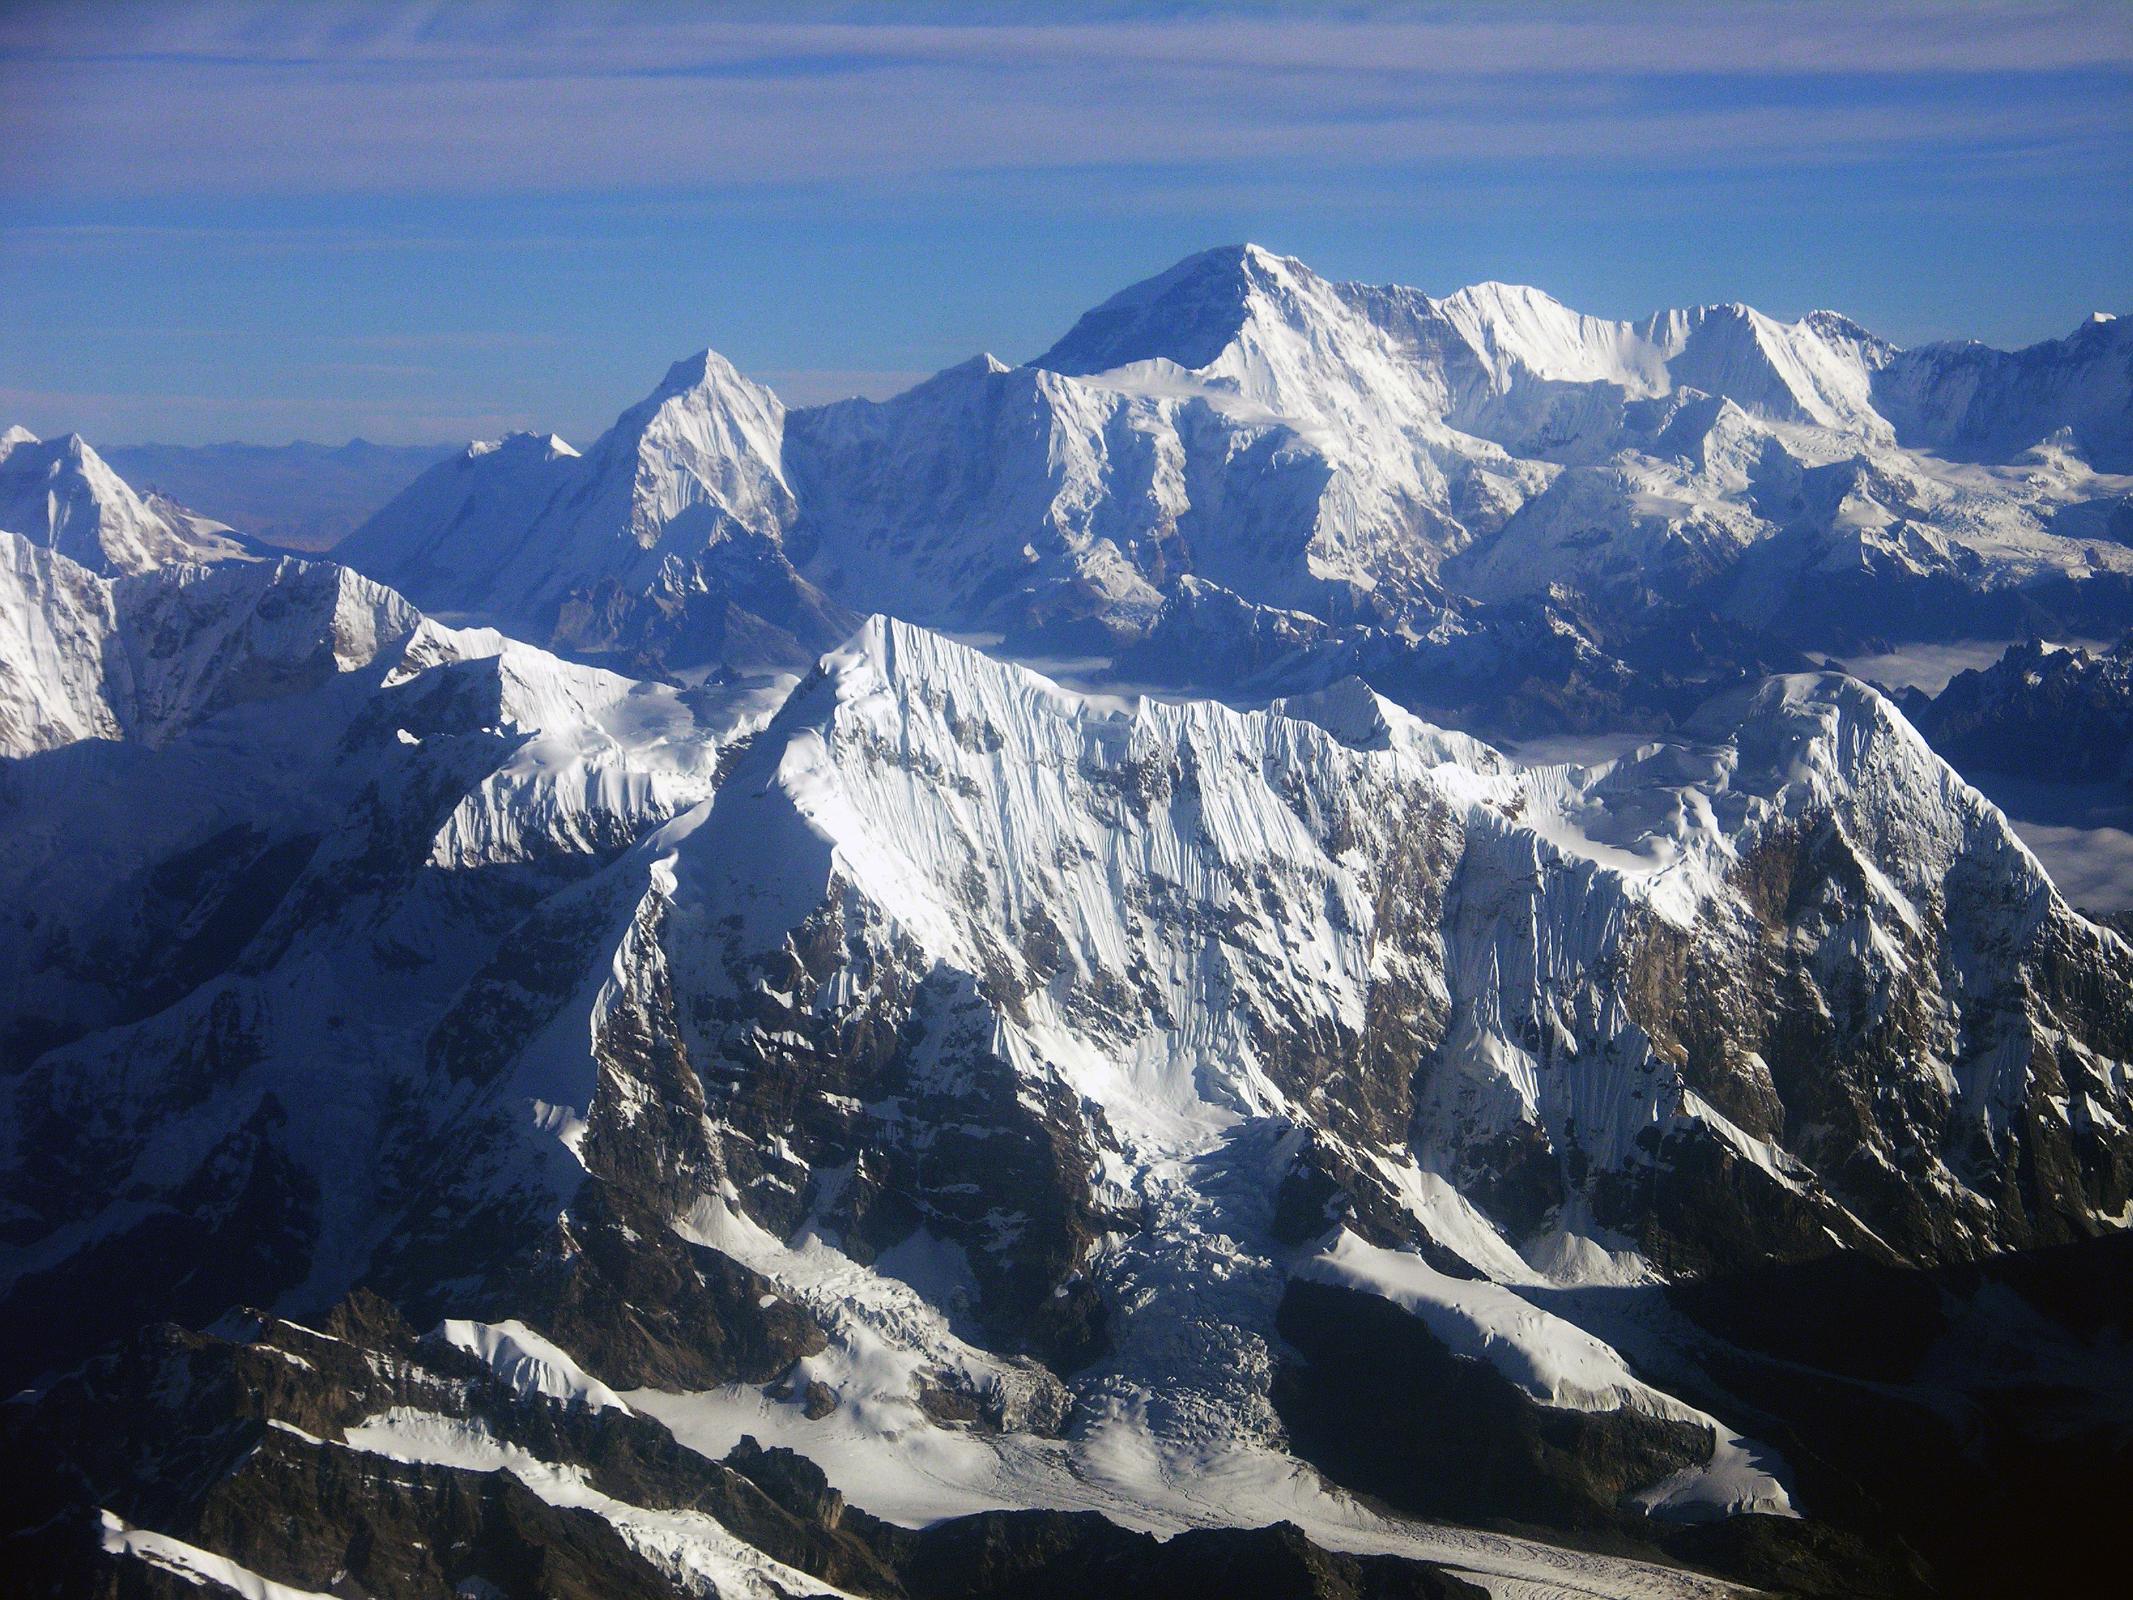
1, 4, 2124, 446
2, 3, 2126, 199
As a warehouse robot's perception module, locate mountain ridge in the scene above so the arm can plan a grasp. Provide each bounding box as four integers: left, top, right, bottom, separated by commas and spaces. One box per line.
327, 245, 2133, 712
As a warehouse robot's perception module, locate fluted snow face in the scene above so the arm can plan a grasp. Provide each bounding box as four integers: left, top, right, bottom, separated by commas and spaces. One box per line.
659, 618, 1479, 1140
5, 587, 2128, 1548
588, 620, 2126, 1276
0, 531, 124, 753
389, 615, 2114, 1520
622, 349, 794, 546
0, 534, 425, 756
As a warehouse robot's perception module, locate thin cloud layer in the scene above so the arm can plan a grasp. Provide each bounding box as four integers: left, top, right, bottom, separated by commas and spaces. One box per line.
3, 3, 2128, 198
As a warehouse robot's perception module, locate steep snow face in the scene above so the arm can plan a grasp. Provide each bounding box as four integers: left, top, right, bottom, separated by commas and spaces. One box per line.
1030, 248, 2126, 630
0, 550, 742, 1368
1031, 244, 1267, 376
1876, 312, 2133, 471
334, 431, 582, 609
1043, 248, 1537, 598
1422, 280, 1674, 397
784, 353, 1366, 634
6, 595, 2131, 1573
567, 348, 793, 561
0, 531, 123, 752
0, 530, 428, 757
678, 621, 2123, 1248
0, 427, 254, 575
1045, 247, 1895, 447
436, 1319, 634, 1413
1652, 303, 1891, 437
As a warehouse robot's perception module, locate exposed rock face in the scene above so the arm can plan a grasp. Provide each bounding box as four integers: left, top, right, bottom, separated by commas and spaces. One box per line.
1901, 633, 2133, 785
2, 1296, 1486, 1600
1273, 1278, 1715, 1531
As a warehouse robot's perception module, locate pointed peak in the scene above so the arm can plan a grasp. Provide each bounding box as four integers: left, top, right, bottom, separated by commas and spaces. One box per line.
1434, 280, 1580, 328
943, 352, 1013, 381
651, 345, 781, 408
1034, 243, 1313, 377
1444, 279, 1567, 308
893, 353, 1023, 405
0, 423, 38, 451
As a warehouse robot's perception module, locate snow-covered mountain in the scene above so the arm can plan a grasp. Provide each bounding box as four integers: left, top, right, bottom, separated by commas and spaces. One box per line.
4, 526, 2128, 1595
1876, 311, 2133, 472
0, 425, 256, 575
1902, 631, 2133, 784
10, 250, 2133, 1598
337, 248, 2133, 745
337, 353, 852, 668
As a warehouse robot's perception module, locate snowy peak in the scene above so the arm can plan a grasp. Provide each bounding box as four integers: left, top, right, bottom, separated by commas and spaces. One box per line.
0, 530, 426, 756
1429, 280, 1671, 395
1034, 247, 1898, 445
652, 610, 2126, 1324
468, 430, 577, 462
652, 345, 783, 412
1032, 242, 1283, 375
331, 248, 2133, 687
0, 427, 255, 576
1653, 303, 1890, 436
583, 345, 794, 548
339, 343, 855, 668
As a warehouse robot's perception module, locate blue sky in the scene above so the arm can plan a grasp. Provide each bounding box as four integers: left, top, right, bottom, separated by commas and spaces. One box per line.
2, 1, 2129, 445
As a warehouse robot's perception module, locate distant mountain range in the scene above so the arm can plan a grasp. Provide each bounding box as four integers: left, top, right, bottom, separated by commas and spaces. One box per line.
333, 245, 2133, 729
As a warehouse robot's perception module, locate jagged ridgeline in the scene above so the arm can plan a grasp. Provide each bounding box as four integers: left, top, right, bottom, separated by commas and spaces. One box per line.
3, 246, 2131, 1600
328, 246, 2133, 733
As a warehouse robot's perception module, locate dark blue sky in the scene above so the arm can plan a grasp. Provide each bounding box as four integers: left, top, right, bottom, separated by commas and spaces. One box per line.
3, 2, 2128, 445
